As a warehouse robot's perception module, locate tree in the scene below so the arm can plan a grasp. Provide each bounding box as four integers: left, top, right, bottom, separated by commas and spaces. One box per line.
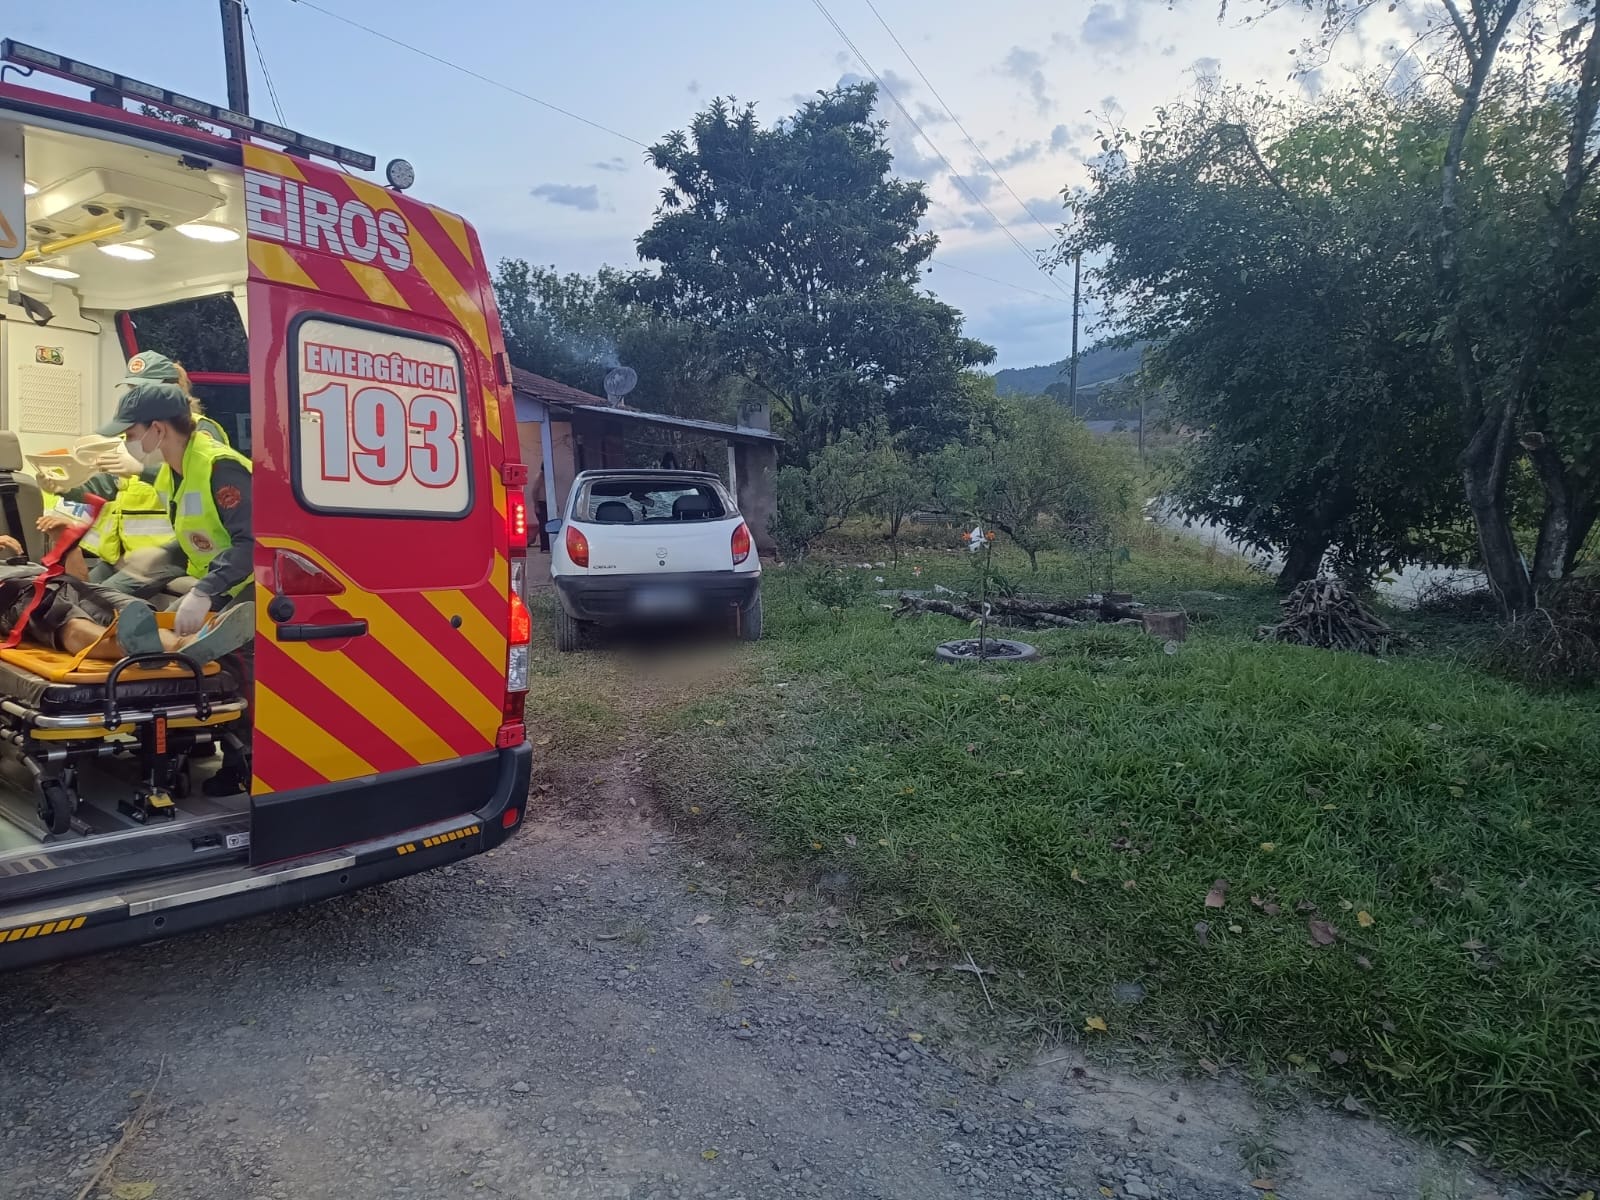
634, 85, 995, 459
493, 260, 744, 424
937, 395, 1127, 572
1224, 0, 1600, 611
1067, 90, 1470, 588
768, 429, 890, 561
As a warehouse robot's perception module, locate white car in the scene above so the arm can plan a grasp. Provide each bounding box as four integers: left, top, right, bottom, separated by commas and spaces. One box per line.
546, 470, 763, 651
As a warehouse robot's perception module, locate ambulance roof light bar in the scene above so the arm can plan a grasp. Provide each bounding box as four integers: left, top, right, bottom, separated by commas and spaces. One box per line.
1, 40, 378, 173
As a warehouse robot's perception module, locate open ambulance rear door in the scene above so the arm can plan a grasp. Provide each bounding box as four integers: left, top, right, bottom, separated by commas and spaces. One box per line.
244, 144, 530, 865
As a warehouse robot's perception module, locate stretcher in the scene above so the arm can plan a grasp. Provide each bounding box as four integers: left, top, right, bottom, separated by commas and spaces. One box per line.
0, 633, 247, 836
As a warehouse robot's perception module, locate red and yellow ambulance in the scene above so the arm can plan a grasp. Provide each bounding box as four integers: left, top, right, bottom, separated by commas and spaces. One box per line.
0, 40, 533, 969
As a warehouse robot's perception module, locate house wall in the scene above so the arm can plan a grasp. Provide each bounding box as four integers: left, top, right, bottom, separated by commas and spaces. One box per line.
733, 441, 778, 554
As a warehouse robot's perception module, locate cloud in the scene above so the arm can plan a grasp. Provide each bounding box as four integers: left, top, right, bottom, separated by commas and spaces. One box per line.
1081, 3, 1141, 53
530, 183, 602, 212
592, 157, 629, 172
952, 173, 997, 202
838, 70, 945, 180
1000, 47, 1052, 115
995, 141, 1044, 169
1050, 124, 1072, 152
1191, 56, 1223, 95
961, 209, 1002, 232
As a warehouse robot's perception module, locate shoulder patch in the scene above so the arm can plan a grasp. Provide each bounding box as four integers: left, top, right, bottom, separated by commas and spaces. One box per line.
216, 484, 243, 511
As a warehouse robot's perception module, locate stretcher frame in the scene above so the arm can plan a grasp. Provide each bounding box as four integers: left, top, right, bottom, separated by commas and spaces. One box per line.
0, 651, 247, 836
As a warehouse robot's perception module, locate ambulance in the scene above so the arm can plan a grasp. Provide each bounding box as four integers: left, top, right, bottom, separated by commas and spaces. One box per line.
0, 40, 533, 969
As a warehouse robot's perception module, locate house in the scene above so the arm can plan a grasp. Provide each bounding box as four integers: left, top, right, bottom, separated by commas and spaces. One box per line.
510, 368, 783, 576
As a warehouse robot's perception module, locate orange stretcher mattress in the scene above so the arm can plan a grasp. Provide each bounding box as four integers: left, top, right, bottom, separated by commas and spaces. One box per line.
0, 644, 222, 684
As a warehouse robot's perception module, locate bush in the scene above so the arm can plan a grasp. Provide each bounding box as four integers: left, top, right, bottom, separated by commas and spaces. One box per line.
1483, 580, 1600, 686
803, 566, 869, 611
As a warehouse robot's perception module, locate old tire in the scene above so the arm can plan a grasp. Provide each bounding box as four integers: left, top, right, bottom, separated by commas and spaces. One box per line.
738, 592, 764, 642
934, 638, 1040, 663
554, 605, 586, 653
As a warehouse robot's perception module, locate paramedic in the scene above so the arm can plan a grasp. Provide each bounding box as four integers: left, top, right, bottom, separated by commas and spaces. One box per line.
0, 547, 252, 663
121, 351, 232, 446
101, 382, 255, 795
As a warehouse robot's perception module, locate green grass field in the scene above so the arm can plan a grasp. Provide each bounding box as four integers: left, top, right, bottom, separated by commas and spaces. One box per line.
650, 534, 1600, 1179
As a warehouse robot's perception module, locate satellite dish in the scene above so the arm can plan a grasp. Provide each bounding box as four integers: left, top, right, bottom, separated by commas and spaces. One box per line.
603, 366, 637, 406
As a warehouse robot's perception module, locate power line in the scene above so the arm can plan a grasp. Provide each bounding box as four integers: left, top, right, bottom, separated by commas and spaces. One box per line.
806, 0, 1072, 299
285, 0, 649, 149
927, 257, 1070, 305
860, 0, 1058, 240
242, 2, 287, 123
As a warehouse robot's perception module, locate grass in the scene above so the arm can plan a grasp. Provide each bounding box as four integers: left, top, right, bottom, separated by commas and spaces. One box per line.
650, 532, 1600, 1181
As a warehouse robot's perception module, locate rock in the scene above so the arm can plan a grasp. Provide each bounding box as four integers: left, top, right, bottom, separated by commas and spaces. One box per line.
468, 956, 489, 967
511, 1082, 531, 1094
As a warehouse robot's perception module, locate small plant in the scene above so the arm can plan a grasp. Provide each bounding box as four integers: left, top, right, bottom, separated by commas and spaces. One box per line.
804, 566, 868, 613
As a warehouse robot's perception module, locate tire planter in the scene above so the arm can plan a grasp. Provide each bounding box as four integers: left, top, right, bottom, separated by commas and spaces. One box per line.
935, 638, 1041, 664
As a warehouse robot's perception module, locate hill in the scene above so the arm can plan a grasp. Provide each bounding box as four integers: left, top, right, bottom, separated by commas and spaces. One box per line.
992, 341, 1145, 400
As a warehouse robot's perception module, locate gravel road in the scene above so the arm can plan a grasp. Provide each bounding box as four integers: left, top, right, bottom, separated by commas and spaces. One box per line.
0, 732, 1514, 1200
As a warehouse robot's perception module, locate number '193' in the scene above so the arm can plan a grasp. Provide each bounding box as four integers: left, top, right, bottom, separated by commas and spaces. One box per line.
302, 382, 461, 489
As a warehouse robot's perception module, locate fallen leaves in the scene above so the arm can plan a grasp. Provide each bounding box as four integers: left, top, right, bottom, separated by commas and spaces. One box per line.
691, 914, 712, 926
701, 1148, 720, 1161
1308, 919, 1339, 947
1250, 1181, 1277, 1192
908, 1031, 925, 1043
1341, 1094, 1367, 1115
1204, 878, 1230, 909
1259, 842, 1277, 853
1328, 1049, 1349, 1065
843, 833, 857, 848
1083, 1015, 1109, 1033
1250, 895, 1282, 917
1356, 910, 1375, 928
112, 1185, 156, 1200
1193, 921, 1211, 947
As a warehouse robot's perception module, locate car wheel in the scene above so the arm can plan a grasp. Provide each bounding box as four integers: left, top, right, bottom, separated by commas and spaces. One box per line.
554, 604, 586, 653
738, 591, 764, 642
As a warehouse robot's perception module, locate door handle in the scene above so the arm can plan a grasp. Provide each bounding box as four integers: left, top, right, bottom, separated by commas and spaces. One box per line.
275, 620, 369, 642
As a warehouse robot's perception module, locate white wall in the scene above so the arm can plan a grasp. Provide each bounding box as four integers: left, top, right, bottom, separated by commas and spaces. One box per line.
0, 285, 106, 462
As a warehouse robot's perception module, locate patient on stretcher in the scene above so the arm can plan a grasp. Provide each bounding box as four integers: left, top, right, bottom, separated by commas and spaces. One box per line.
0, 540, 251, 665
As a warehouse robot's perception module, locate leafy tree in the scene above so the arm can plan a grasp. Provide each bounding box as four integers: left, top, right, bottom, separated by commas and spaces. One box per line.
493, 260, 744, 423
936, 395, 1128, 571
768, 428, 889, 561
634, 85, 995, 459
1067, 90, 1469, 588
1218, 0, 1600, 611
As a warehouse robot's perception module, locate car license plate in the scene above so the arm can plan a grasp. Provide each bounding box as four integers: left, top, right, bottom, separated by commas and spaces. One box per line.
632, 586, 694, 614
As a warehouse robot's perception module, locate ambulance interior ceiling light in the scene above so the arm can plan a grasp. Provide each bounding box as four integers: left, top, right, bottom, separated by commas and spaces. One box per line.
175, 221, 240, 243
98, 242, 154, 261
23, 180, 38, 196
1, 40, 378, 173
25, 262, 79, 280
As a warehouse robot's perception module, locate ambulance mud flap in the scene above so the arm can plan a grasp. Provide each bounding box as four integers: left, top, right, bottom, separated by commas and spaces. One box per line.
248, 745, 530, 867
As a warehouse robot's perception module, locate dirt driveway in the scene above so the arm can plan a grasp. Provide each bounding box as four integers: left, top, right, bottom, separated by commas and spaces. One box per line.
0, 646, 1514, 1200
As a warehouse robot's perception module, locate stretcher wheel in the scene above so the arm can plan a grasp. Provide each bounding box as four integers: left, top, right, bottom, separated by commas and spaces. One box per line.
169, 765, 192, 800
37, 779, 75, 836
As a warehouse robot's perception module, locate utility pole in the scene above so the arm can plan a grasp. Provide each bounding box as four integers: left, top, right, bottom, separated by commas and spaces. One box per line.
1067, 250, 1082, 417
219, 0, 251, 117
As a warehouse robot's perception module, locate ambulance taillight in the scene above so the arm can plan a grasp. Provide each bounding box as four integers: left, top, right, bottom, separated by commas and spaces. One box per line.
499, 464, 531, 751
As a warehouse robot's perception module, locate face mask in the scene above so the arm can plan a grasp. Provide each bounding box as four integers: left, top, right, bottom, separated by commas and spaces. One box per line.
134, 426, 164, 467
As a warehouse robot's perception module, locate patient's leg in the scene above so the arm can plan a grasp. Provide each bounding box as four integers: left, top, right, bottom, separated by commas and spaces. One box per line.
59, 617, 187, 660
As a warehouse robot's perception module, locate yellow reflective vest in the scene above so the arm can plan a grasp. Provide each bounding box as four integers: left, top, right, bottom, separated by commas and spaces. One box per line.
155, 434, 252, 596
81, 478, 175, 564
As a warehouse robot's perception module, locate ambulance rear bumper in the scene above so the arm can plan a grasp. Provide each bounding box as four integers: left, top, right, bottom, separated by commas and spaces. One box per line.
0, 742, 531, 972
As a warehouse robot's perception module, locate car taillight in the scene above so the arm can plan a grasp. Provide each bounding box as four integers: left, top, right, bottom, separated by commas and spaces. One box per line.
509, 592, 532, 646
565, 524, 590, 568
507, 489, 529, 552
731, 522, 752, 565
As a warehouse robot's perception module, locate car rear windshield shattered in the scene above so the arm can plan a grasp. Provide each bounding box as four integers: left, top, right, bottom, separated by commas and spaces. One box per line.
582, 481, 730, 524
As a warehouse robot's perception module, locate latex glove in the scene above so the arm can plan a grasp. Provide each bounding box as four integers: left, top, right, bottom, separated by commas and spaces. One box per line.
173, 589, 211, 638
95, 444, 144, 477
35, 471, 70, 495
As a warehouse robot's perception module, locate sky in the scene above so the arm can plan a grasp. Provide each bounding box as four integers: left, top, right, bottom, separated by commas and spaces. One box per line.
15, 0, 1406, 371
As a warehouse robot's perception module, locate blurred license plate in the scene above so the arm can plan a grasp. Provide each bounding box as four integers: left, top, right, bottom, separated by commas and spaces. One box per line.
632, 586, 694, 614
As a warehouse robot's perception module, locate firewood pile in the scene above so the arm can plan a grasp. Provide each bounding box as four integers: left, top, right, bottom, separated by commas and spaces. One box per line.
1257, 578, 1410, 654
894, 593, 1142, 629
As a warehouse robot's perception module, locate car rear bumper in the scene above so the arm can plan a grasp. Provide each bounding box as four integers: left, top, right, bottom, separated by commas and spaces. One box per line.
555, 571, 760, 622
0, 742, 532, 972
